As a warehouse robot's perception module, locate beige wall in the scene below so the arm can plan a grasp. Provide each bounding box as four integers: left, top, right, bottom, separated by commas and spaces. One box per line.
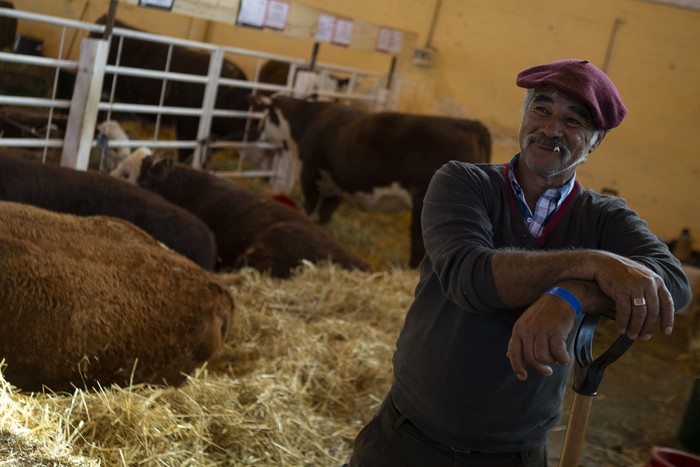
11, 0, 700, 244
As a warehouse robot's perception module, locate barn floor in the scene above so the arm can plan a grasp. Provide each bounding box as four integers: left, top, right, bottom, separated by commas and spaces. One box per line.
0, 174, 698, 466
320, 197, 700, 466
548, 309, 699, 466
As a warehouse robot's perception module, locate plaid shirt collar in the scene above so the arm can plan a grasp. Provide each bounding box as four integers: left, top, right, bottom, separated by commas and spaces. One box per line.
508, 154, 575, 238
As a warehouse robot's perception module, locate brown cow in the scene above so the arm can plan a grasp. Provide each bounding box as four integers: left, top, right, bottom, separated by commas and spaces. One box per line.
0, 1, 17, 50
0, 152, 217, 270
255, 95, 492, 267
0, 201, 234, 392
111, 152, 371, 278
85, 15, 252, 162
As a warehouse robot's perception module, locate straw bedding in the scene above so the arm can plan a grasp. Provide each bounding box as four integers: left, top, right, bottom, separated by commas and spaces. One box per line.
0, 265, 416, 465
0, 196, 416, 465
1, 175, 698, 466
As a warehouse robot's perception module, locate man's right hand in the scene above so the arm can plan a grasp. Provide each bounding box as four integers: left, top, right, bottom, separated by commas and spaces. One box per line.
592, 252, 675, 340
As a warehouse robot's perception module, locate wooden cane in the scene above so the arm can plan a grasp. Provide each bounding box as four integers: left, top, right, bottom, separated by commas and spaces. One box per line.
559, 314, 634, 467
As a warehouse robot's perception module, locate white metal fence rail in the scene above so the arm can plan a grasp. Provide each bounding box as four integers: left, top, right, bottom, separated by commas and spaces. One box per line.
0, 7, 394, 179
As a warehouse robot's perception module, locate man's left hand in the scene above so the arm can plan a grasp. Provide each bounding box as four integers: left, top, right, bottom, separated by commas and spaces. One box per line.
507, 294, 576, 381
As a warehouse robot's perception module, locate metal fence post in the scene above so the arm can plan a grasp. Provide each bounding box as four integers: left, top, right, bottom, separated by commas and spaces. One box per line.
192, 47, 224, 169
60, 37, 109, 170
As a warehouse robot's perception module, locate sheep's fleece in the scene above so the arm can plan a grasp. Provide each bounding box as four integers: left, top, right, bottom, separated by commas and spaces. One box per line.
0, 201, 234, 392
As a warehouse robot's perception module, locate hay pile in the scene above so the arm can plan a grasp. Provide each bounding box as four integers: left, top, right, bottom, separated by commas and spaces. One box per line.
0, 194, 418, 465
2, 167, 699, 465
0, 265, 416, 465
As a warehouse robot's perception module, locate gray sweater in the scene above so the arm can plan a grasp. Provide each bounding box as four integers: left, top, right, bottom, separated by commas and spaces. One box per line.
391, 159, 691, 453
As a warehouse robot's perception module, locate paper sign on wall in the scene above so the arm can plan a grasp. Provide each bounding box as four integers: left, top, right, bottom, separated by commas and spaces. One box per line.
376, 27, 404, 54
332, 17, 353, 46
139, 0, 174, 10
388, 29, 403, 53
316, 14, 335, 42
376, 27, 392, 52
264, 0, 289, 30
237, 0, 289, 30
237, 0, 266, 27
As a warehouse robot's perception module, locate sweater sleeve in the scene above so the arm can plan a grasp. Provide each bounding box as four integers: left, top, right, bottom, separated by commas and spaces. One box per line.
420, 163, 692, 314
589, 194, 692, 312
420, 161, 506, 312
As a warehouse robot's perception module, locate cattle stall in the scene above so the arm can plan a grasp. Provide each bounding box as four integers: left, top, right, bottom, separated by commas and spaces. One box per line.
0, 6, 396, 181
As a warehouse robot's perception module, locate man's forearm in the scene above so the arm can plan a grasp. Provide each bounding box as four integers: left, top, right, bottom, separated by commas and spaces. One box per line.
553, 280, 616, 318
490, 248, 607, 307
492, 247, 676, 339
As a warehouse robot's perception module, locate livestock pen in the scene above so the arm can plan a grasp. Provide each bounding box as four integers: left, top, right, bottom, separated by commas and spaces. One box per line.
0, 205, 699, 465
2, 4, 700, 467
0, 198, 417, 465
0, 6, 394, 177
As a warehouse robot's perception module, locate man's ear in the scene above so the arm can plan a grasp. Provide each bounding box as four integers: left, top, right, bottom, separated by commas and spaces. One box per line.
589, 131, 607, 153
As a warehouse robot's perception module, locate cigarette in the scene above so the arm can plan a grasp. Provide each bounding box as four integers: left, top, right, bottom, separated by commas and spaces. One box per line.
554, 146, 561, 153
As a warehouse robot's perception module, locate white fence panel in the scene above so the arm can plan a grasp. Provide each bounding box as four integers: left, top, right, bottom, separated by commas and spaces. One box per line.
0, 7, 395, 181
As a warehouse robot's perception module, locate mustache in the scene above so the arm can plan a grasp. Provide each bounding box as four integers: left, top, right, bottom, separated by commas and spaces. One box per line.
526, 134, 568, 156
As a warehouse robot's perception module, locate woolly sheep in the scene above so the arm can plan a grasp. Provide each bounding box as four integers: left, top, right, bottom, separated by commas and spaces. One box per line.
112, 153, 371, 278
0, 201, 234, 392
0, 152, 217, 270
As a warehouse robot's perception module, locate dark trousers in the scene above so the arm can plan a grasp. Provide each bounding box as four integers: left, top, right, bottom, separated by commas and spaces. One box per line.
347, 393, 547, 467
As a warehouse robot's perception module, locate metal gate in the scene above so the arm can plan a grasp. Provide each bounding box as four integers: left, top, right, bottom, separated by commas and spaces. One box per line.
0, 6, 395, 180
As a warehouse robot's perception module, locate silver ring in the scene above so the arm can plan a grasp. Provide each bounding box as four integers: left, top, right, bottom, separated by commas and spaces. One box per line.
633, 297, 647, 307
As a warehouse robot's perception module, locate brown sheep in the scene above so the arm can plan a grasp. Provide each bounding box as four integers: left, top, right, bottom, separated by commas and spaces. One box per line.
0, 201, 234, 392
111, 152, 371, 278
0, 152, 217, 270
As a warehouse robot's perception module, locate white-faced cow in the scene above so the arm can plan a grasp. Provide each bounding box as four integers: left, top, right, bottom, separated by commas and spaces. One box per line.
0, 200, 234, 392
255, 95, 492, 267
111, 152, 371, 278
0, 152, 217, 270
84, 16, 252, 162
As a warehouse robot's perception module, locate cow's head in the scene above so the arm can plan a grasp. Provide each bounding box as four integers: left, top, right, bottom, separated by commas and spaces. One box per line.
247, 94, 293, 149
110, 148, 177, 188
110, 147, 153, 184
247, 94, 302, 194
138, 152, 175, 189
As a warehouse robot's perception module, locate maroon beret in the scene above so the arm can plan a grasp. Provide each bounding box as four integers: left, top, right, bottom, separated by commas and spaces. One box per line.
516, 59, 627, 131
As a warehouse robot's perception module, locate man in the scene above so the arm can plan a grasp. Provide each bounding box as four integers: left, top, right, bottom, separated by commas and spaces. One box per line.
348, 59, 692, 467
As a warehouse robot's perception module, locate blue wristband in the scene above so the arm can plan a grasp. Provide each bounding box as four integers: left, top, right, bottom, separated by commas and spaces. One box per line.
545, 286, 582, 317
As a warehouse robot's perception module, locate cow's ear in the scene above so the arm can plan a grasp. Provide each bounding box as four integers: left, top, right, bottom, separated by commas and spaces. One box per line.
151, 151, 173, 165
248, 94, 272, 110
148, 152, 174, 179
136, 155, 153, 187
138, 153, 153, 171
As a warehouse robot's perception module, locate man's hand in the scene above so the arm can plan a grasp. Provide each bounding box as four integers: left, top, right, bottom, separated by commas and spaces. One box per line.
506, 294, 576, 381
593, 253, 675, 340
